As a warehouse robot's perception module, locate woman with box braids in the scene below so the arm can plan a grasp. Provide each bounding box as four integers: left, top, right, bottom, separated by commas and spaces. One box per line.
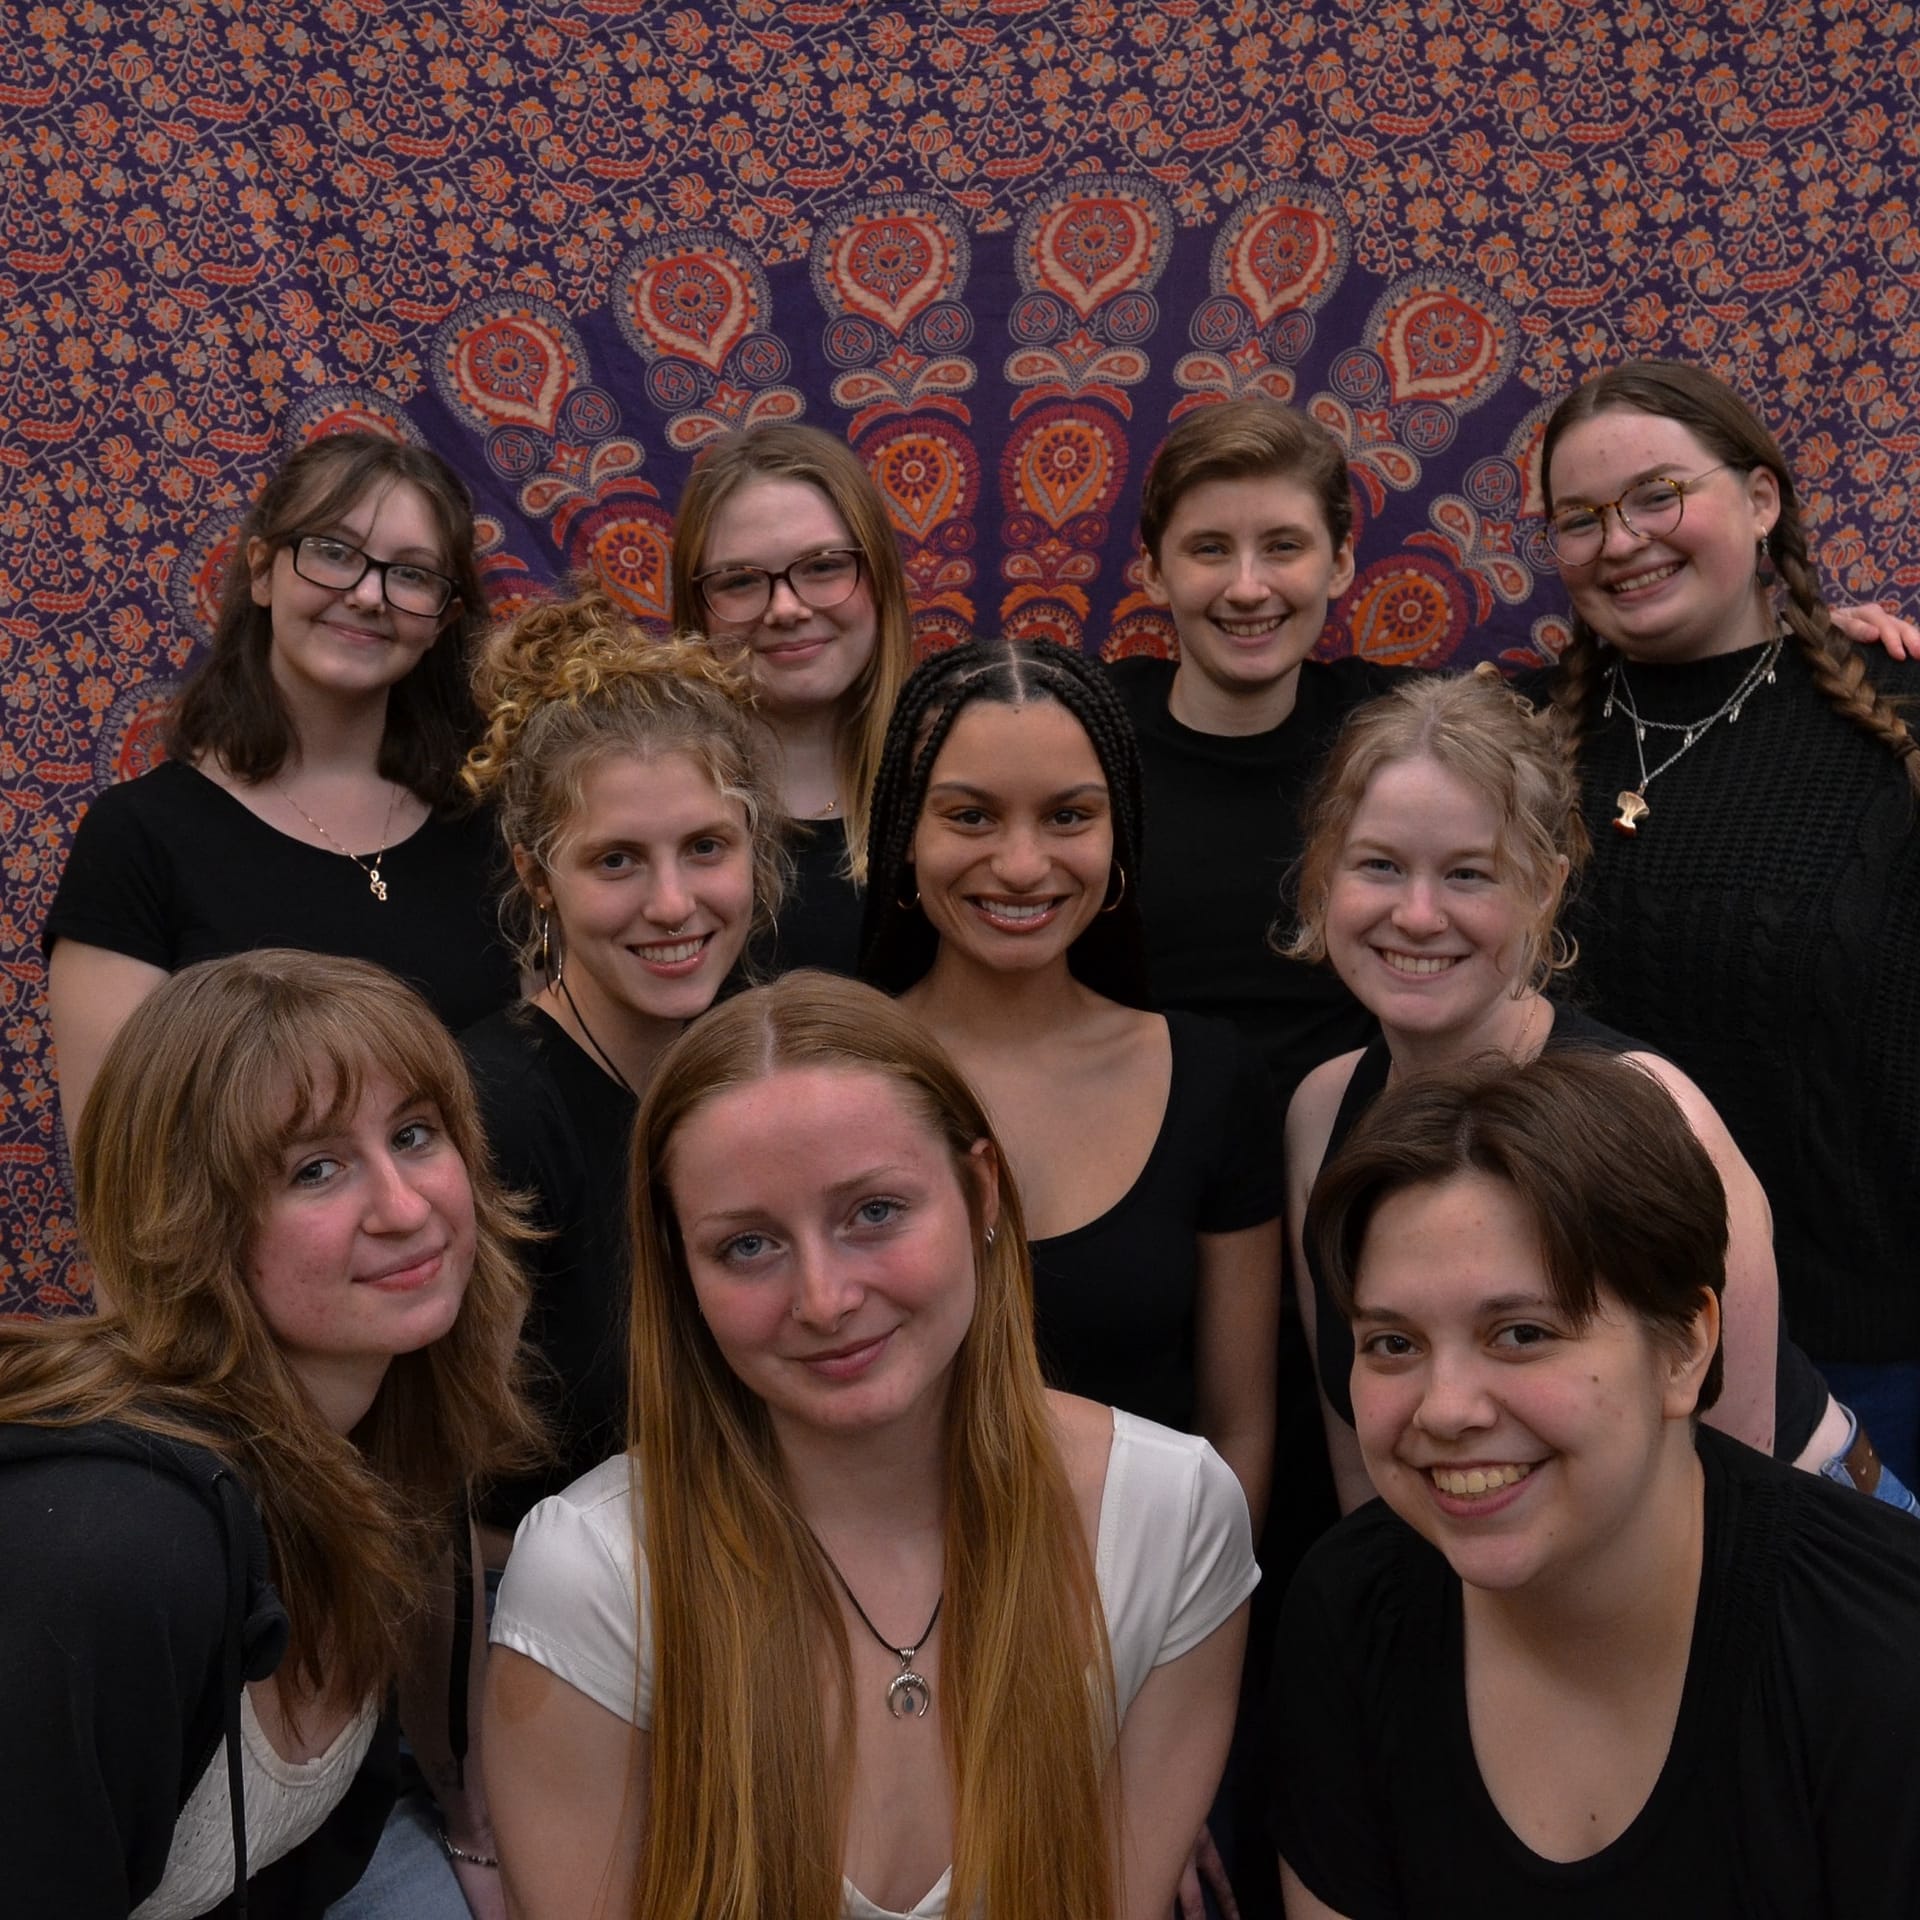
860, 636, 1284, 1536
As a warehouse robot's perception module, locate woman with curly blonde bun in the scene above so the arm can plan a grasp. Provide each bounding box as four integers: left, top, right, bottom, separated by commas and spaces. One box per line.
460, 582, 787, 1539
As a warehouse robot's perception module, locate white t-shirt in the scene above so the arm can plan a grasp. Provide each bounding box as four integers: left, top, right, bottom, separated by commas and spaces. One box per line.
492, 1408, 1259, 1920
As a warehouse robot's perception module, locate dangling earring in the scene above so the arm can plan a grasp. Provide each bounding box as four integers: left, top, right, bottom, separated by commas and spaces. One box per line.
1754, 533, 1777, 587
1100, 864, 1129, 914
537, 904, 564, 991
984, 1225, 997, 1248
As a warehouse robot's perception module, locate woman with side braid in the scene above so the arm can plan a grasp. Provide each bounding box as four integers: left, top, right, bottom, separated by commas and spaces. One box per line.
1539, 359, 1920, 1484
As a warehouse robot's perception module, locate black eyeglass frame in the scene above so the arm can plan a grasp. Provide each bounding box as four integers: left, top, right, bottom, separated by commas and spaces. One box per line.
693, 547, 866, 624
1542, 464, 1734, 566
288, 532, 459, 618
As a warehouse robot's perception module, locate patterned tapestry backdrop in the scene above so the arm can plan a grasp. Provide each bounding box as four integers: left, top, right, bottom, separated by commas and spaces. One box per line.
4, 1, 1918, 1310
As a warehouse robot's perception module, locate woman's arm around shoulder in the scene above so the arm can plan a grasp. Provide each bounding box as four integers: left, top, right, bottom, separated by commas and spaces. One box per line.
1283, 1054, 1375, 1514
1625, 1051, 1777, 1455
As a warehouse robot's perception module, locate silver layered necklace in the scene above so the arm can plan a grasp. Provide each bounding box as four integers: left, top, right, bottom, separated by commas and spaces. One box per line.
1601, 637, 1782, 835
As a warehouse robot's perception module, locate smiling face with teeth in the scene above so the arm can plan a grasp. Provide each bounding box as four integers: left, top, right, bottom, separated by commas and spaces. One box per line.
1348, 1170, 1710, 1596
525, 748, 756, 1056
1140, 472, 1357, 728
1546, 410, 1781, 664
909, 697, 1116, 981
1323, 755, 1557, 1060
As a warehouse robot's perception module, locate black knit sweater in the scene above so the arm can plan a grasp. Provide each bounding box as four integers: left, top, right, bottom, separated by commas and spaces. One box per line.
1559, 639, 1920, 1364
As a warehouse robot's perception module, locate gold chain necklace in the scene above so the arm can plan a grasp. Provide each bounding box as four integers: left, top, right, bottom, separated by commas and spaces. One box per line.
275, 780, 401, 901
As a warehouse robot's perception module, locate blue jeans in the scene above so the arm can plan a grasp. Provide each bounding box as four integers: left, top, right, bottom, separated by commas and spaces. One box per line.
1820, 1363, 1920, 1493
324, 1788, 470, 1918
1818, 1398, 1920, 1517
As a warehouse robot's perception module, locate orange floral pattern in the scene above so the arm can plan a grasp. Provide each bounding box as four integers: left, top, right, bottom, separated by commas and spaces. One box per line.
4, 1, 1917, 1307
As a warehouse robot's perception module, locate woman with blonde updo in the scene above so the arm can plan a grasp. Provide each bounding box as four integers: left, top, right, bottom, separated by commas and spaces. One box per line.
459, 582, 786, 1540
1281, 671, 1793, 1511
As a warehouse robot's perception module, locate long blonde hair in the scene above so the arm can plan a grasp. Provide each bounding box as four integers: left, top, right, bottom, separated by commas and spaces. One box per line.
462, 579, 789, 967
0, 952, 541, 1702
627, 973, 1115, 1920
669, 425, 914, 887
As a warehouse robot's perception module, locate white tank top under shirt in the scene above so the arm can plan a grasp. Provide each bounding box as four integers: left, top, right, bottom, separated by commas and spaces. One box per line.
492, 1407, 1260, 1920
131, 1690, 378, 1920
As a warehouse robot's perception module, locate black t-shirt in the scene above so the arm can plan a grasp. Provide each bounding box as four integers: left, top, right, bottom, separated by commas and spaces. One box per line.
1106, 655, 1395, 1109
45, 759, 516, 1031
1303, 1001, 1829, 1459
1029, 1010, 1283, 1432
461, 1005, 638, 1526
755, 814, 863, 978
1272, 1426, 1920, 1919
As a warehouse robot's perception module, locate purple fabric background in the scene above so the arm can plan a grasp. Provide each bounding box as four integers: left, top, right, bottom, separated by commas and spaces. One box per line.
5, 1, 1917, 1310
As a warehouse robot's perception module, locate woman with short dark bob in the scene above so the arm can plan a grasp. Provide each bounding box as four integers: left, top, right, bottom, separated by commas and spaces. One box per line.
47, 432, 516, 1156
1272, 1049, 1920, 1920
0, 951, 540, 1917
483, 973, 1255, 1919
860, 639, 1284, 1534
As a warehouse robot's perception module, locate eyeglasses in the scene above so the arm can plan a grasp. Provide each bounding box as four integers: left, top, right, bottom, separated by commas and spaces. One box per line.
694, 548, 865, 625
1543, 465, 1732, 566
290, 533, 458, 618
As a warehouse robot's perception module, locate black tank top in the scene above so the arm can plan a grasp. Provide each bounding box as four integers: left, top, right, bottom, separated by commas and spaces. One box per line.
1304, 1000, 1826, 1459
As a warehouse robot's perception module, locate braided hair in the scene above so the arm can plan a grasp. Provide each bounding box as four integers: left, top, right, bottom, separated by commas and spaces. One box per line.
859, 639, 1152, 1007
462, 579, 788, 971
1541, 359, 1918, 795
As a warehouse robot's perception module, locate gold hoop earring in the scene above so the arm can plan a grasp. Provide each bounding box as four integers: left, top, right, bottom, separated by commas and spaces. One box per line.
1100, 864, 1128, 914
537, 904, 564, 991
897, 878, 922, 912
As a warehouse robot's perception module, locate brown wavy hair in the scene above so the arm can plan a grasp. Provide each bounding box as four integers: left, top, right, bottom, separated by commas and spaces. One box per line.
1541, 359, 1919, 795
1285, 667, 1589, 994
669, 425, 914, 887
626, 973, 1115, 1920
167, 432, 488, 803
462, 579, 788, 971
0, 951, 542, 1705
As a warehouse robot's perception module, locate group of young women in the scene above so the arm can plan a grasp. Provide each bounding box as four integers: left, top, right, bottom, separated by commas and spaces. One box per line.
12, 355, 1920, 1918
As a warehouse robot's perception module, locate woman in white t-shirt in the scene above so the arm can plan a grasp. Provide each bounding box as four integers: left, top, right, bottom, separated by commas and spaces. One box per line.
485, 972, 1256, 1920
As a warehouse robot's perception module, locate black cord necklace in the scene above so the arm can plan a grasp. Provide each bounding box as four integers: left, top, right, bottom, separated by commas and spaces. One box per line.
810, 1535, 943, 1720
557, 978, 636, 1095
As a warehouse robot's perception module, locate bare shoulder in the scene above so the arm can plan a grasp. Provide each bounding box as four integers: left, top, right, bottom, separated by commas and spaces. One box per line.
1045, 1390, 1117, 1544
1621, 1048, 1716, 1129
1285, 1050, 1364, 1183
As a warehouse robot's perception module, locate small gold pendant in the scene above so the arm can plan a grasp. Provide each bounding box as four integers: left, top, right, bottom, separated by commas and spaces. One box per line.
1613, 790, 1649, 835
368, 865, 388, 902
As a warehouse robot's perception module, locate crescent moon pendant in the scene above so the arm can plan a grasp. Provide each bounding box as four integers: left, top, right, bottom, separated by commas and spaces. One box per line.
887, 1669, 932, 1718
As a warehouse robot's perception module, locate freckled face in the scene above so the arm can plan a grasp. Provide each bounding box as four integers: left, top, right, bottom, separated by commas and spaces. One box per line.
669, 1066, 992, 1443
1350, 1171, 1710, 1597
248, 1071, 476, 1398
